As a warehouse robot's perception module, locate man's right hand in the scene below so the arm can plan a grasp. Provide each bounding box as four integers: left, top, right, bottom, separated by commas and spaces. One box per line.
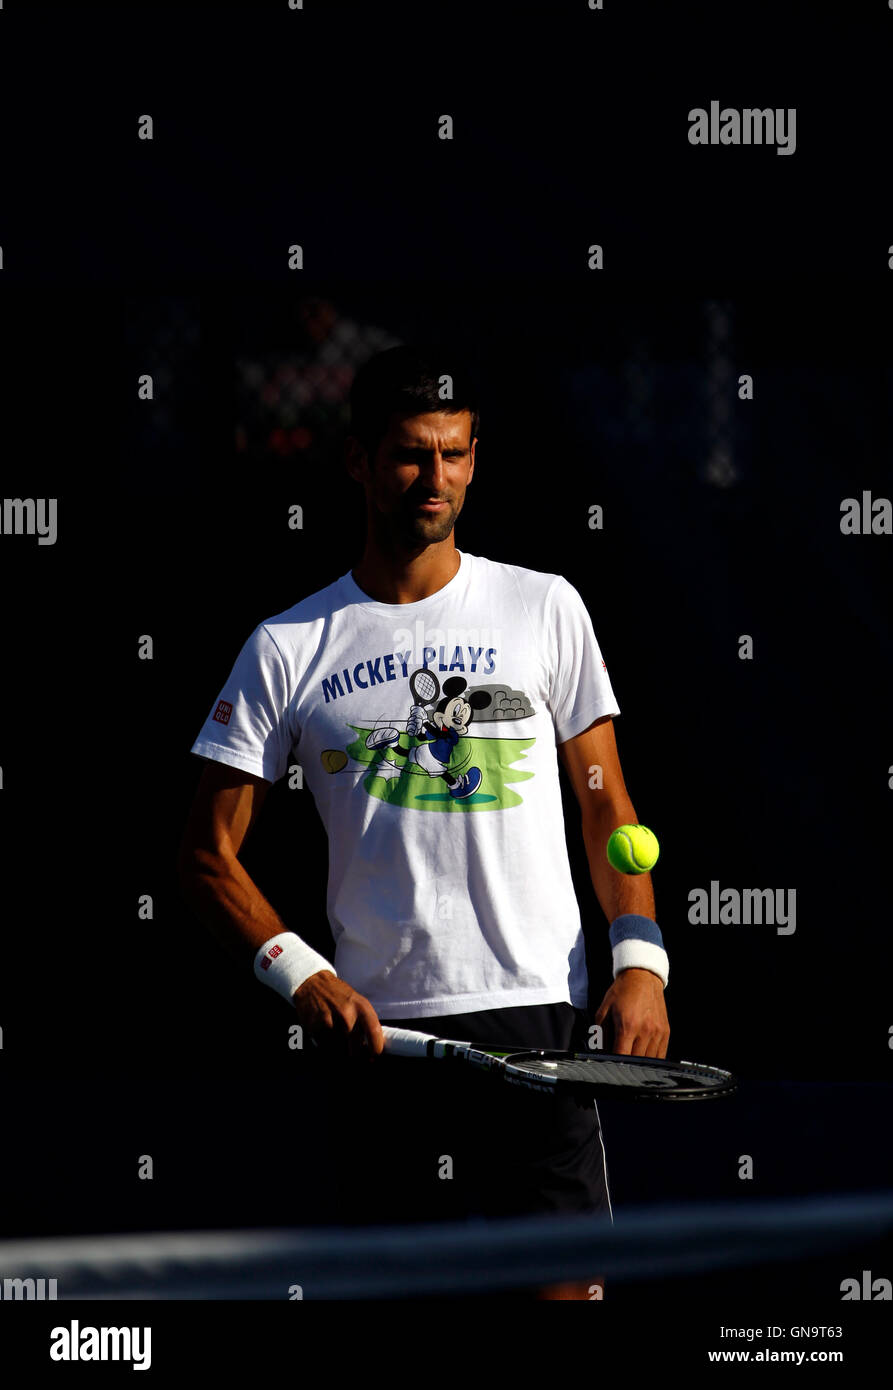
292, 971, 385, 1059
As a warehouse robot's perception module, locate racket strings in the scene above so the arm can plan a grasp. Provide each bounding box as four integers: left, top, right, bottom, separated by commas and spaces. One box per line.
411, 670, 438, 701
509, 1056, 720, 1090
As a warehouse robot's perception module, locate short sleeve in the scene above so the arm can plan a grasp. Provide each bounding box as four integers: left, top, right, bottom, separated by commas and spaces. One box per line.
545, 576, 620, 744
189, 623, 297, 783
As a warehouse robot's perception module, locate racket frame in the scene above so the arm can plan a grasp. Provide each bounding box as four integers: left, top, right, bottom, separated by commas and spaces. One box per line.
380, 1026, 736, 1101
409, 667, 441, 706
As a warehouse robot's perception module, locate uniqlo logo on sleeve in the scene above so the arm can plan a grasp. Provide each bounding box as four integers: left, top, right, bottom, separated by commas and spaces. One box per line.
261, 944, 284, 971
213, 700, 233, 725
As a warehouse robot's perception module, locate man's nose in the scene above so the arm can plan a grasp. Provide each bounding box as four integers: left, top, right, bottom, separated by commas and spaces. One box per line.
419, 455, 447, 489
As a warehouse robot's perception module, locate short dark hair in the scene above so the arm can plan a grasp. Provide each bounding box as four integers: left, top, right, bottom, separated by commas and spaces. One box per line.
349, 344, 480, 458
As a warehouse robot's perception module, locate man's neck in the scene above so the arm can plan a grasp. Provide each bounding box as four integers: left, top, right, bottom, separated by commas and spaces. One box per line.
351, 544, 461, 604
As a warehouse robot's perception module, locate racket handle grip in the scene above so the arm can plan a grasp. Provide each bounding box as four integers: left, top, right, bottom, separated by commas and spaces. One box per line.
380, 1026, 437, 1057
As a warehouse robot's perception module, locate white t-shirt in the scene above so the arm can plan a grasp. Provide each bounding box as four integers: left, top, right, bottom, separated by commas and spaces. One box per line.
190, 550, 620, 1018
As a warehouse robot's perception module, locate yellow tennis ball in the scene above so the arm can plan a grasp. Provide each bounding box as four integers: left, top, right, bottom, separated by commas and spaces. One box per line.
321, 749, 348, 773
606, 823, 660, 874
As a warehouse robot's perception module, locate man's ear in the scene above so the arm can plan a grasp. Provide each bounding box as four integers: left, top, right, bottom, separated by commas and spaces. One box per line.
345, 434, 368, 484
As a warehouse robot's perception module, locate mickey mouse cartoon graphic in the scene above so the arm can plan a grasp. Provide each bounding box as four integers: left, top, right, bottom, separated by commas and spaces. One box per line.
365, 670, 491, 799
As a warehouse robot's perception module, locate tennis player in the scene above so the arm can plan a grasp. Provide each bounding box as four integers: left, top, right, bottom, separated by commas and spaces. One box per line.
179, 345, 670, 1300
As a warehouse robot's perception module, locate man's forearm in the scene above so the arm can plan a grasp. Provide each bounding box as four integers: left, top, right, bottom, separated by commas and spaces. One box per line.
179, 851, 294, 966
579, 801, 657, 929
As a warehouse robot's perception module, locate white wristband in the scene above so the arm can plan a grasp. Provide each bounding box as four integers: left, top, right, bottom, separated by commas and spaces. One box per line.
253, 932, 336, 1004
611, 939, 669, 988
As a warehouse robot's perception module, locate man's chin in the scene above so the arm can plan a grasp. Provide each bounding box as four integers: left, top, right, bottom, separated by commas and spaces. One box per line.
402, 514, 455, 544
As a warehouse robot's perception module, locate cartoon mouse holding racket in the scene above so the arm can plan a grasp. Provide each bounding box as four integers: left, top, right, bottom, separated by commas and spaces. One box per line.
366, 668, 491, 799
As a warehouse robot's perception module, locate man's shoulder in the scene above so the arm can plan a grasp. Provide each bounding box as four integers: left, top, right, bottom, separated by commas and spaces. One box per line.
471, 552, 568, 604
256, 571, 349, 639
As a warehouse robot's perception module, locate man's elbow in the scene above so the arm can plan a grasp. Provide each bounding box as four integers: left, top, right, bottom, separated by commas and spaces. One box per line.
177, 841, 224, 896
581, 791, 636, 834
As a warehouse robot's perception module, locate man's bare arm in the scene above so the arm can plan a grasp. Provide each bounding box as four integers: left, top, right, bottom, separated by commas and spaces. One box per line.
557, 716, 670, 1057
177, 762, 285, 961
177, 762, 382, 1055
557, 715, 656, 925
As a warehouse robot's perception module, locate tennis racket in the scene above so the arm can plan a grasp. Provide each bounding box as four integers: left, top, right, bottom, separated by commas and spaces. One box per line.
409, 667, 440, 706
381, 1025, 736, 1101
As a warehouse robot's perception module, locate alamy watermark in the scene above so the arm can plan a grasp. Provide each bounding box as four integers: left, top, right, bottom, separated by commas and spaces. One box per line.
0, 498, 57, 545
1, 1276, 57, 1299
688, 103, 796, 156
688, 883, 796, 934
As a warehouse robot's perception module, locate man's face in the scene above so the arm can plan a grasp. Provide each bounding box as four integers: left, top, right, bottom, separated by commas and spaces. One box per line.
359, 410, 476, 548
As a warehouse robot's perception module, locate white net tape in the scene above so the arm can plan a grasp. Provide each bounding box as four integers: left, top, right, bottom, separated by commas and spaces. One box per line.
0, 1191, 891, 1299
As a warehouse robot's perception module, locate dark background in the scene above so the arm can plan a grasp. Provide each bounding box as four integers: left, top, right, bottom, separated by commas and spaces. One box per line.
0, 0, 890, 1304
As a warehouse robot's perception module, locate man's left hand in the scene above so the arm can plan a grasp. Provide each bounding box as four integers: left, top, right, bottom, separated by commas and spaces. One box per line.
592, 968, 670, 1058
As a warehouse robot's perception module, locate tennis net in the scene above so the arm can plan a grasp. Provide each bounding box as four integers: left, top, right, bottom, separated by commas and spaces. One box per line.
0, 1190, 891, 1299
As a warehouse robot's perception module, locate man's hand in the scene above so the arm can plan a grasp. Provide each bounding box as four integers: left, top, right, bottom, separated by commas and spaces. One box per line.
592, 968, 670, 1058
293, 971, 385, 1059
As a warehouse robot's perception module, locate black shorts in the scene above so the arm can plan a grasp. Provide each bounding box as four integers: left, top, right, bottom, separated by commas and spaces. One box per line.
323, 1001, 613, 1228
